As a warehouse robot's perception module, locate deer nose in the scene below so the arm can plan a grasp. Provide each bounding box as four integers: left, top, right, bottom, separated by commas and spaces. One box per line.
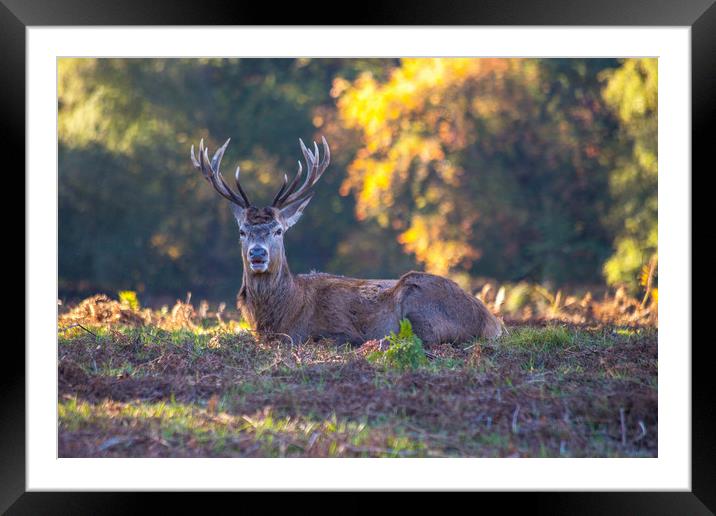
248, 246, 268, 260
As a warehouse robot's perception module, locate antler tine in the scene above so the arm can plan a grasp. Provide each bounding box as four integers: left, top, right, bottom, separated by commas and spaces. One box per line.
272, 137, 330, 208
273, 160, 304, 207
197, 144, 228, 197
321, 136, 330, 171
302, 141, 321, 188
271, 174, 289, 206
313, 140, 320, 169
191, 138, 251, 208
279, 141, 310, 206
233, 165, 252, 207
304, 138, 330, 186
299, 138, 317, 174
212, 151, 250, 208
272, 146, 310, 208
211, 137, 231, 172
203, 145, 238, 202
191, 139, 210, 182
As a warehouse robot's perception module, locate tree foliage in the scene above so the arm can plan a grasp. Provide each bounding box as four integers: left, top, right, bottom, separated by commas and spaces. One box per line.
335, 58, 621, 284
58, 58, 657, 301
599, 58, 658, 289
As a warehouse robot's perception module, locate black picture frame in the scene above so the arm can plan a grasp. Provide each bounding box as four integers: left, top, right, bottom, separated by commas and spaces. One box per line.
4, 0, 710, 512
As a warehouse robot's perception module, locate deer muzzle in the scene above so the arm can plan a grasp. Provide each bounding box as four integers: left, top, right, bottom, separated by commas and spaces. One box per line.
248, 245, 269, 272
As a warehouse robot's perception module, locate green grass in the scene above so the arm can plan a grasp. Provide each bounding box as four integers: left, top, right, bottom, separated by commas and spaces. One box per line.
58, 322, 657, 458
498, 325, 574, 351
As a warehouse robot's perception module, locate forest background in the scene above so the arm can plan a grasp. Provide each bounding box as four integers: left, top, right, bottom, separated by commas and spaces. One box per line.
58, 58, 657, 305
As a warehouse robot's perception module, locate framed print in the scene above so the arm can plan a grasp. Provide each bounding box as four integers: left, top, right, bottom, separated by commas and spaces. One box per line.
4, 0, 712, 511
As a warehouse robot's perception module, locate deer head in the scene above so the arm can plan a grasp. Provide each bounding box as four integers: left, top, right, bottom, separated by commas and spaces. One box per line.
191, 137, 330, 274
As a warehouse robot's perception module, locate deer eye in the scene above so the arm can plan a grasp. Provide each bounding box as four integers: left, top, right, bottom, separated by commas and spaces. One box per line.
275, 228, 283, 236
239, 230, 247, 238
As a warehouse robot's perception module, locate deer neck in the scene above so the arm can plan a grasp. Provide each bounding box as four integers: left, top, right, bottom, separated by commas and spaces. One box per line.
240, 254, 298, 332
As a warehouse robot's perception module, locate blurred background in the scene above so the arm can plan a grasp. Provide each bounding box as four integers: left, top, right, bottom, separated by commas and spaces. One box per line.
58, 58, 657, 308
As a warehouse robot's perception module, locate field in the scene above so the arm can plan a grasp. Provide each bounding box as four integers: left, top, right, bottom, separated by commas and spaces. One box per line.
58, 290, 657, 458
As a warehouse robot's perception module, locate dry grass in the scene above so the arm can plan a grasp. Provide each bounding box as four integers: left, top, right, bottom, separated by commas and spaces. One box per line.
475, 282, 657, 327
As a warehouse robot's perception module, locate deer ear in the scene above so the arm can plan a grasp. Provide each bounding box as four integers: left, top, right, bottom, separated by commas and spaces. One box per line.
280, 194, 314, 229
230, 203, 246, 223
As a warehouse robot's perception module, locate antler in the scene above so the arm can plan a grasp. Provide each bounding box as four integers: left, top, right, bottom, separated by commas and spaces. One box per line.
190, 138, 251, 208
272, 136, 330, 208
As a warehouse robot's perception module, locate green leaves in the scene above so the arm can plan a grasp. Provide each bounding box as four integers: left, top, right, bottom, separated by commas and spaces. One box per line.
600, 58, 658, 293
367, 318, 428, 371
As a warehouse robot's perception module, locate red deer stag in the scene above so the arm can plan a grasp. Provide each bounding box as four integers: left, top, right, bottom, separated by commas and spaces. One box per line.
191, 137, 503, 346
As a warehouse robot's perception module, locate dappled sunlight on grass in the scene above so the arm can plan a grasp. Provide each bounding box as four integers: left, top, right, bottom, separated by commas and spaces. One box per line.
58, 293, 658, 458
59, 397, 426, 458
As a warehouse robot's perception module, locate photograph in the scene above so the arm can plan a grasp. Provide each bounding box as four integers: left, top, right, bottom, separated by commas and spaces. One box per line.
0, 0, 708, 502
56, 57, 659, 459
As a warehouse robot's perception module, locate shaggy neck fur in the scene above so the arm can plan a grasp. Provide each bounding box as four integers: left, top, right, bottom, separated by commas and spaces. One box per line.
240, 250, 299, 333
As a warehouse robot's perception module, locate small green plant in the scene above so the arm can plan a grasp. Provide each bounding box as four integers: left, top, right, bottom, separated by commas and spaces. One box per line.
367, 318, 428, 371
118, 290, 140, 310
